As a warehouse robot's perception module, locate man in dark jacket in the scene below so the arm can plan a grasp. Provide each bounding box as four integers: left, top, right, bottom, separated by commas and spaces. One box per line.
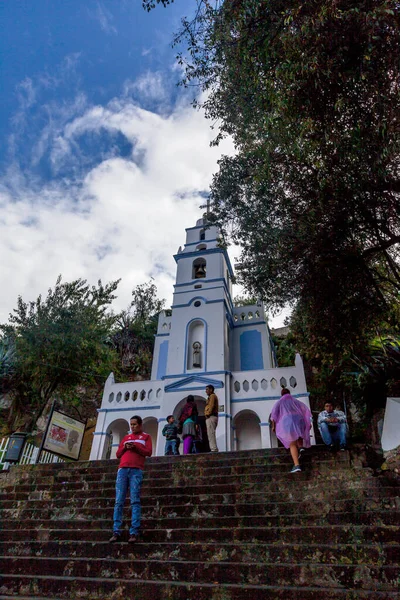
109, 415, 152, 543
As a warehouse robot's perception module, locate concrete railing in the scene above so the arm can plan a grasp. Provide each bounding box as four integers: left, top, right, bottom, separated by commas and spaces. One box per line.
104, 380, 164, 408
231, 366, 305, 398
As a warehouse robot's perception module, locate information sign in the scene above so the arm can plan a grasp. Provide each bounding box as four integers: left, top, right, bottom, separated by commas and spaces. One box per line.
43, 410, 85, 460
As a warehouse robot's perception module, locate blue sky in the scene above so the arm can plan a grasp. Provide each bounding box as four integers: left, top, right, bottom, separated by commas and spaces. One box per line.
0, 1, 190, 179
0, 1, 287, 327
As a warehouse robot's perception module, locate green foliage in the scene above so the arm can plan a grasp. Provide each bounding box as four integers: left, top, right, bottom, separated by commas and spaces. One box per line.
111, 280, 165, 380
130, 279, 165, 326
0, 336, 16, 393
271, 332, 296, 368
233, 294, 258, 307
288, 299, 400, 418
1, 276, 120, 432
142, 0, 174, 12
153, 1, 400, 397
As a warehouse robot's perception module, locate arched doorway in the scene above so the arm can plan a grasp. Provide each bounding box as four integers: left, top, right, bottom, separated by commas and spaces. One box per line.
174, 395, 209, 453
142, 417, 158, 453
233, 410, 261, 450
106, 418, 130, 459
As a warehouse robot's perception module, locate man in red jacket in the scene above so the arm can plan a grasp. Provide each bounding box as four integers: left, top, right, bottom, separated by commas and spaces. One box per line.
109, 415, 152, 543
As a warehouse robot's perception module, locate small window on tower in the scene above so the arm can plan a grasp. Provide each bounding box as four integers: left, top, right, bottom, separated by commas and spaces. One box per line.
199, 229, 205, 240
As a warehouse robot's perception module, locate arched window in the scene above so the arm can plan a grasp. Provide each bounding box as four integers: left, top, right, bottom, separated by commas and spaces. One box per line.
192, 257, 206, 279
199, 229, 205, 240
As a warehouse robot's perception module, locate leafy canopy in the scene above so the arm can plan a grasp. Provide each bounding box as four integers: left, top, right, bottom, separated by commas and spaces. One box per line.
111, 279, 165, 380
1, 276, 120, 431
148, 0, 400, 364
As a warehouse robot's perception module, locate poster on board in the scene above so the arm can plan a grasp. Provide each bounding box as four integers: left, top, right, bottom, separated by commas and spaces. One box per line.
43, 410, 86, 460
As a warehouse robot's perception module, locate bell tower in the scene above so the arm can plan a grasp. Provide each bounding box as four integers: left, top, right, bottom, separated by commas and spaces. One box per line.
151, 218, 234, 380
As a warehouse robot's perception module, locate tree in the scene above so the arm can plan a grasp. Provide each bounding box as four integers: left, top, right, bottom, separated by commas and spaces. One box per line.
233, 293, 258, 307
142, 0, 175, 10
0, 336, 16, 394
147, 0, 400, 370
1, 276, 120, 432
111, 280, 165, 380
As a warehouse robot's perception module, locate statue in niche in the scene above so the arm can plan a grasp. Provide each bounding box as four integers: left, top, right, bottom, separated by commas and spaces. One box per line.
192, 342, 202, 368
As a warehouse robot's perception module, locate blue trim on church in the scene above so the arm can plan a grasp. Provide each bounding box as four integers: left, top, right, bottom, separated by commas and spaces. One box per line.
156, 340, 169, 380
163, 370, 230, 379
240, 330, 264, 371
173, 248, 235, 278
164, 374, 224, 393
184, 238, 218, 247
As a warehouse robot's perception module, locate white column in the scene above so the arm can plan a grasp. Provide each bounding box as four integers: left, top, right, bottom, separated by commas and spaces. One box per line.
232, 425, 238, 451
89, 409, 108, 460
260, 422, 272, 449
156, 419, 166, 457
89, 431, 111, 460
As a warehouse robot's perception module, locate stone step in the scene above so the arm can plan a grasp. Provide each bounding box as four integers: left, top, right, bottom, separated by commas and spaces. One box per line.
0, 574, 398, 599
1, 555, 399, 589
2, 446, 341, 472
1, 524, 398, 545
1, 463, 352, 489
1, 484, 398, 506
2, 510, 399, 531
2, 540, 399, 566
2, 497, 398, 521
0, 469, 382, 497
0, 460, 357, 490
2, 451, 352, 479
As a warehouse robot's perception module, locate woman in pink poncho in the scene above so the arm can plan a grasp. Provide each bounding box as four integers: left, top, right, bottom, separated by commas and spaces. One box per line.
270, 388, 312, 473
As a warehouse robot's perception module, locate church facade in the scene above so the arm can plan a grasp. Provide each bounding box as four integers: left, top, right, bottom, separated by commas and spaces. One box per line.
90, 218, 312, 459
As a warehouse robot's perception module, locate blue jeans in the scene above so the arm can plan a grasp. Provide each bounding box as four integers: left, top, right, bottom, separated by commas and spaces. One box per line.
113, 467, 143, 535
164, 439, 179, 455
319, 422, 347, 447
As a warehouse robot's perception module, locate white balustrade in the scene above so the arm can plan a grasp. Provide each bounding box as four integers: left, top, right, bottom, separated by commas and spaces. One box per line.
231, 367, 300, 398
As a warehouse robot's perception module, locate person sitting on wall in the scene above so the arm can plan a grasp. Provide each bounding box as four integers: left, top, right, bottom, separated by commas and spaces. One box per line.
162, 415, 180, 456
318, 402, 347, 451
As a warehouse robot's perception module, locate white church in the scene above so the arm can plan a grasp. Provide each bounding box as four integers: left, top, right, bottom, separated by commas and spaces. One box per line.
90, 218, 312, 459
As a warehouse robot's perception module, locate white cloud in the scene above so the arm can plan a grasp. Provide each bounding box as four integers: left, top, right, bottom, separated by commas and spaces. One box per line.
0, 79, 235, 323
123, 72, 167, 103
91, 2, 117, 35
1, 71, 287, 328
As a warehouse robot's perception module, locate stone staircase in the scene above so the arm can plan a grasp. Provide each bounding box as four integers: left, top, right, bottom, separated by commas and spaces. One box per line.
0, 446, 399, 599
